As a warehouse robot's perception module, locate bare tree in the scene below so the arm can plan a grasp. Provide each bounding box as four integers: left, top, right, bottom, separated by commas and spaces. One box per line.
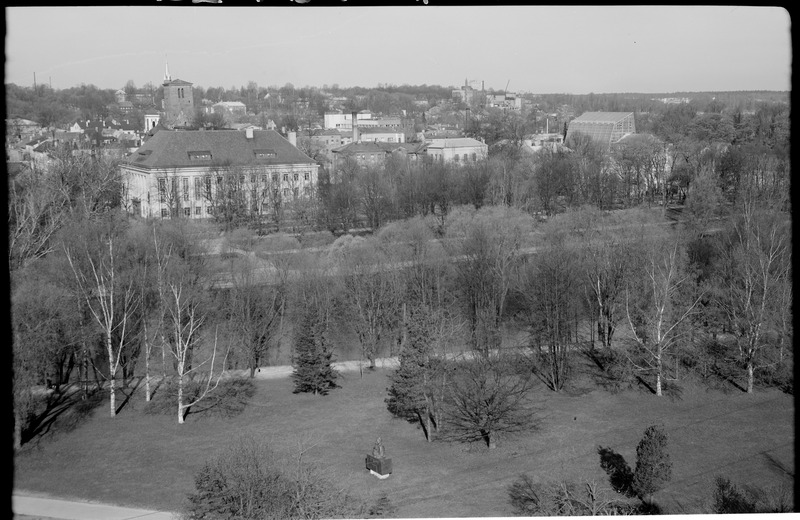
445, 352, 534, 449
221, 256, 288, 378
445, 205, 533, 354
65, 233, 139, 417
625, 242, 703, 396
338, 238, 400, 372
521, 237, 583, 392
714, 197, 791, 393
163, 265, 229, 424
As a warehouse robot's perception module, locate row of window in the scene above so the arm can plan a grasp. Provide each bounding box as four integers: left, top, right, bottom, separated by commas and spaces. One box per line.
452, 153, 479, 162
157, 172, 312, 197
159, 189, 309, 218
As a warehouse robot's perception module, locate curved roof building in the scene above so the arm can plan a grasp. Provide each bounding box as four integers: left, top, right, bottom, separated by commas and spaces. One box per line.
565, 111, 635, 149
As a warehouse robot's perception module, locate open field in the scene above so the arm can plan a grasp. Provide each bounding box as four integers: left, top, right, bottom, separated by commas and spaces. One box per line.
13, 353, 794, 518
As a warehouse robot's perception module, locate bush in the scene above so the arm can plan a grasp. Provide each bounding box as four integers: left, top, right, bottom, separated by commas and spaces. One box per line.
508, 475, 648, 516
185, 434, 366, 520
632, 424, 672, 502
144, 377, 255, 418
712, 476, 756, 514
712, 476, 794, 514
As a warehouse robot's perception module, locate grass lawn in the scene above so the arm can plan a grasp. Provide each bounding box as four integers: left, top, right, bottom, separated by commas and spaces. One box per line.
13, 357, 794, 518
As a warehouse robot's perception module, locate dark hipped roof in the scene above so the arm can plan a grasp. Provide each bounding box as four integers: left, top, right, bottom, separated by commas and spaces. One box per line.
125, 130, 316, 169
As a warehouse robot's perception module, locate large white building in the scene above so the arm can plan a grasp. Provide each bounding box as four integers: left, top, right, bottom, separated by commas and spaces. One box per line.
423, 138, 488, 163
121, 129, 318, 219
323, 111, 403, 130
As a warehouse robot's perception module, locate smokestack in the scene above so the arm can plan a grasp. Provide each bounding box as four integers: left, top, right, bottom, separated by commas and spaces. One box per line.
351, 111, 359, 142
288, 131, 296, 147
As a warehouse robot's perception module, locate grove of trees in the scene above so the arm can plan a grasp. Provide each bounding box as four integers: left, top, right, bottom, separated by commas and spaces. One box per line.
10, 88, 791, 515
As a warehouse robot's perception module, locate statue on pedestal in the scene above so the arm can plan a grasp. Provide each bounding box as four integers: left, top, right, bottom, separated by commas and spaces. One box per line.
372, 436, 385, 459
367, 436, 391, 478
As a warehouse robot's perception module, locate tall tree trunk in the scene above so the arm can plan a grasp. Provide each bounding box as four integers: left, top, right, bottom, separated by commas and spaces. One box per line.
106, 333, 116, 417
747, 361, 754, 394
178, 356, 186, 424
656, 354, 663, 397
14, 408, 23, 451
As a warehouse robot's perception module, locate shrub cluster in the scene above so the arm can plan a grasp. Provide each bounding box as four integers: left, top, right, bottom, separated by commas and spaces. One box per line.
185, 435, 372, 520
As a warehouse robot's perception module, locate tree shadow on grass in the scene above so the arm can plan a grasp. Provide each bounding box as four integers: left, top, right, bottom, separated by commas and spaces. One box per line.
115, 377, 143, 415
597, 446, 635, 497
22, 390, 105, 447
763, 452, 794, 479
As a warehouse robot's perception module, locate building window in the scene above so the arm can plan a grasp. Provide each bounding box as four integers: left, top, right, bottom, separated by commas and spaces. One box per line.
463, 154, 468, 162
283, 174, 289, 182
182, 177, 189, 201
272, 173, 278, 183
250, 174, 257, 184
188, 151, 212, 161
262, 175, 268, 184
283, 188, 290, 197
304, 172, 310, 181
254, 149, 277, 159
472, 153, 477, 161
206, 207, 213, 214
293, 173, 299, 182
195, 206, 202, 215
453, 154, 460, 162
161, 208, 169, 218
205, 176, 212, 199
183, 207, 191, 217
158, 178, 166, 203
195, 178, 202, 200
293, 187, 299, 197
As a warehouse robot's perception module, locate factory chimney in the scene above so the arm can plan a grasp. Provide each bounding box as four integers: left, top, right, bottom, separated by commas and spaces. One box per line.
288, 131, 297, 147
351, 111, 359, 142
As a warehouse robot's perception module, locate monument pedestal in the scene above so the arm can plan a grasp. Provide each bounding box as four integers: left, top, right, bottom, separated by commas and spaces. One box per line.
365, 454, 392, 478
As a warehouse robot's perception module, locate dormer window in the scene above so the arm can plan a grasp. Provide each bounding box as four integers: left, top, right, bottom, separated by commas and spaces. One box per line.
254, 149, 277, 159
135, 149, 152, 162
188, 151, 212, 161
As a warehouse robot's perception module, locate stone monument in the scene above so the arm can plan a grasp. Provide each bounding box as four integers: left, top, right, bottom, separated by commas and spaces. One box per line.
365, 436, 392, 478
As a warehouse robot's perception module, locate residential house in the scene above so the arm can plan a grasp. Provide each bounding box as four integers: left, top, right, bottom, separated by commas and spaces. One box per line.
118, 101, 134, 114
6, 117, 42, 144
330, 141, 425, 173
355, 126, 406, 144
423, 137, 488, 164
213, 101, 248, 121
121, 129, 318, 219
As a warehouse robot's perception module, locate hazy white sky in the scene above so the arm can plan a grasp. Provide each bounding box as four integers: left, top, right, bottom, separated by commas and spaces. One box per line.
5, 5, 792, 94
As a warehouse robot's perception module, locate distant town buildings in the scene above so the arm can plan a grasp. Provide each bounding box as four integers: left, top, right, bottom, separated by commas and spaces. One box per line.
654, 97, 691, 104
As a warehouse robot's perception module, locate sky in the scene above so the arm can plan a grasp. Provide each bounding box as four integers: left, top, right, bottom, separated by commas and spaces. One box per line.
4, 5, 792, 94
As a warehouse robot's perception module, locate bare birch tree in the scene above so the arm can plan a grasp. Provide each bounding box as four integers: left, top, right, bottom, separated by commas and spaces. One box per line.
714, 197, 791, 393
66, 235, 139, 417
164, 267, 229, 424
625, 242, 703, 396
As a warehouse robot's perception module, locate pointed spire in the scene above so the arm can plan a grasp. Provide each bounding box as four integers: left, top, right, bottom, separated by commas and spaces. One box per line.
164, 58, 171, 82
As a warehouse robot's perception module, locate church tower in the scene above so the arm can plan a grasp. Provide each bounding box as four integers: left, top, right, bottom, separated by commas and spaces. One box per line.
161, 61, 194, 128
